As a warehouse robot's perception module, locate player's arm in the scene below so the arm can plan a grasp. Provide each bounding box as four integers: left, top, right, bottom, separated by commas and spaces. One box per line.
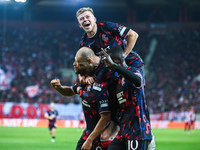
56, 112, 60, 120
44, 112, 53, 120
50, 79, 76, 96
124, 29, 138, 57
79, 74, 94, 85
81, 112, 111, 150
102, 49, 141, 87
106, 22, 138, 57
115, 66, 141, 87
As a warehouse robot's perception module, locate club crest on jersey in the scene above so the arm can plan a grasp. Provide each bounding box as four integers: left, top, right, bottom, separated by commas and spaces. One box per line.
87, 84, 92, 91
102, 34, 109, 43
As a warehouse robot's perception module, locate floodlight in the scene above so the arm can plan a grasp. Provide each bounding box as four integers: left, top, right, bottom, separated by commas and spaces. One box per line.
15, 0, 26, 2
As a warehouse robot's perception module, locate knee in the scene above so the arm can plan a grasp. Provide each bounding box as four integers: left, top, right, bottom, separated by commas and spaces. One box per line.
101, 131, 110, 140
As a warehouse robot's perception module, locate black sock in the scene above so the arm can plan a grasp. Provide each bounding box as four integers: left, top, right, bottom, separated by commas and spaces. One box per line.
52, 136, 55, 139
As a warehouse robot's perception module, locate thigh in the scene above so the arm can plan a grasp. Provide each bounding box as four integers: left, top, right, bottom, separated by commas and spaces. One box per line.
76, 137, 85, 150
48, 125, 53, 131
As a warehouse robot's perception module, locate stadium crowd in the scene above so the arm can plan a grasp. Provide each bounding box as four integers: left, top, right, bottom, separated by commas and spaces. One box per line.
0, 23, 199, 113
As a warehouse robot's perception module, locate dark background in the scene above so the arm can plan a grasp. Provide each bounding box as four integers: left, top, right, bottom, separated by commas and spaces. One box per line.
0, 0, 200, 23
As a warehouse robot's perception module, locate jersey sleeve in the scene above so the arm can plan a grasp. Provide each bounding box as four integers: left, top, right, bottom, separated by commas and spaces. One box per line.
116, 66, 142, 87
97, 90, 110, 114
56, 110, 59, 116
126, 66, 143, 88
102, 22, 130, 39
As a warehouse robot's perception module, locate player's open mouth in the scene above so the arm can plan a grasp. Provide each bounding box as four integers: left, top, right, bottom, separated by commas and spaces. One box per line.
84, 23, 91, 29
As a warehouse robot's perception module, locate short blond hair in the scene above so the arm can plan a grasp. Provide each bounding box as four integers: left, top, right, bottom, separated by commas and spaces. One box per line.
76, 7, 94, 18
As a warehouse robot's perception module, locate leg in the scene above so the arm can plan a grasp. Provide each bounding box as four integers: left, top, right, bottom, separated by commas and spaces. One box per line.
101, 121, 120, 149
48, 125, 52, 135
147, 131, 156, 150
101, 121, 120, 140
51, 127, 56, 142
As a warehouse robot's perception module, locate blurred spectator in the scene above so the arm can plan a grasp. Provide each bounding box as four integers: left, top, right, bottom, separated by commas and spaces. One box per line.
0, 23, 199, 114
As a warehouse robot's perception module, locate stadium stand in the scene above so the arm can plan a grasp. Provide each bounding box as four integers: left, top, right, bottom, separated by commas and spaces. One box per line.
0, 22, 200, 114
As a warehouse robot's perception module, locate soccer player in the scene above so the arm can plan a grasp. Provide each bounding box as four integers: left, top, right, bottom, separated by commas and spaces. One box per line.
184, 109, 191, 134
189, 109, 196, 132
78, 110, 85, 130
76, 7, 145, 85
51, 47, 118, 150
102, 46, 153, 150
44, 102, 59, 142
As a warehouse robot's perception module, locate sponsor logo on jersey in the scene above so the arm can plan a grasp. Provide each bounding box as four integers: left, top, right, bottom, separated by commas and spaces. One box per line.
99, 99, 108, 108
93, 83, 102, 91
117, 91, 126, 104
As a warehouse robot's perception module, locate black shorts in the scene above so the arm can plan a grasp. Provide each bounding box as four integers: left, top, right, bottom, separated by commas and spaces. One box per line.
76, 136, 107, 150
48, 124, 56, 130
108, 138, 150, 150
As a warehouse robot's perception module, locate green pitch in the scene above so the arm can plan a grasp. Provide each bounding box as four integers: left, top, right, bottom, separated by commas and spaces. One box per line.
0, 127, 200, 150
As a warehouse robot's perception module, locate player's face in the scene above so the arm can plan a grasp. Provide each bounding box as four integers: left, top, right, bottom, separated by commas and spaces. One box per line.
50, 103, 55, 110
110, 53, 125, 67
73, 56, 93, 76
77, 11, 97, 34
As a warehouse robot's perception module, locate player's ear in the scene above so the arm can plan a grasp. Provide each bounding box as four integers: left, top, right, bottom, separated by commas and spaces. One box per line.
79, 23, 82, 28
94, 17, 97, 23
88, 58, 92, 63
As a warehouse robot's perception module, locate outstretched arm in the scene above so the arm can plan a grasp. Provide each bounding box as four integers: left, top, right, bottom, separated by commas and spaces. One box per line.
50, 79, 76, 96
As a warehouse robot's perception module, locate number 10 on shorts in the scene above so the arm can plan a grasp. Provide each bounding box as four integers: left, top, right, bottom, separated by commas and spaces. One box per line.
127, 140, 139, 150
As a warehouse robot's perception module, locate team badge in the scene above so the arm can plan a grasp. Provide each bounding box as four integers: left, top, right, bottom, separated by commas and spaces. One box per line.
102, 34, 109, 43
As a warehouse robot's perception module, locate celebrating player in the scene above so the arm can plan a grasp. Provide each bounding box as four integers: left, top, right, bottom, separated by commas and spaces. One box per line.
44, 102, 59, 142
102, 46, 154, 150
78, 110, 85, 130
51, 47, 119, 150
76, 7, 145, 85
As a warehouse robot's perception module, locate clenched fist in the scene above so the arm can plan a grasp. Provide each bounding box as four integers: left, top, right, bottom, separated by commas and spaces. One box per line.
51, 79, 61, 89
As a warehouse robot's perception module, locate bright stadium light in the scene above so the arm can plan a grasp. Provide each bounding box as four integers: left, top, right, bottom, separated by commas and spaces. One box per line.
15, 0, 26, 2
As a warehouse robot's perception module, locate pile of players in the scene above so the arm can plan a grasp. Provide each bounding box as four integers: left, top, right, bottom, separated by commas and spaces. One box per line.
51, 7, 156, 150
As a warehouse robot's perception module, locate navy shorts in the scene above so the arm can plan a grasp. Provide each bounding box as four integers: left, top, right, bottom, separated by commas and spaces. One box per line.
48, 124, 56, 131
108, 138, 150, 150
76, 136, 107, 150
